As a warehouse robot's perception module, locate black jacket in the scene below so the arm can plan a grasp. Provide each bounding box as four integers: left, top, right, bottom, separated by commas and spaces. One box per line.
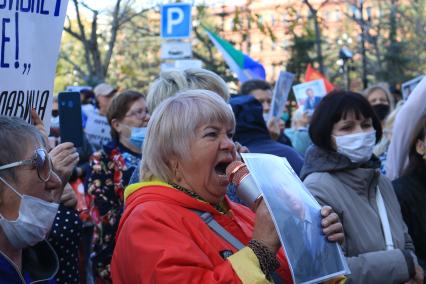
230, 95, 304, 176
393, 167, 426, 271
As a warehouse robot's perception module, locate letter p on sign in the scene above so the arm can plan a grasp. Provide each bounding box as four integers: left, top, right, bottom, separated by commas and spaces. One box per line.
161, 3, 192, 39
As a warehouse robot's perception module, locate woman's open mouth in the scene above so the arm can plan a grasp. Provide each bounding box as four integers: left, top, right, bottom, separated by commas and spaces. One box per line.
214, 161, 232, 177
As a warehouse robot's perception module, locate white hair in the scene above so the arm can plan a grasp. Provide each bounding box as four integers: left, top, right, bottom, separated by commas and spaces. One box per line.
146, 68, 230, 112
141, 89, 235, 182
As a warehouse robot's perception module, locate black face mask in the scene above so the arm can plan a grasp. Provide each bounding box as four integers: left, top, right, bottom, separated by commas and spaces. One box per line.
372, 104, 390, 121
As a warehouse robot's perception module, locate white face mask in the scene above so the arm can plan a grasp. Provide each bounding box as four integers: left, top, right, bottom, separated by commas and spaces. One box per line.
334, 130, 376, 163
0, 176, 59, 249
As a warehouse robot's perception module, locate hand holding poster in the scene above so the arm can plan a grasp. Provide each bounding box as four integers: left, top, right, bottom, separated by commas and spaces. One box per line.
0, 0, 69, 128
292, 79, 327, 114
242, 153, 350, 284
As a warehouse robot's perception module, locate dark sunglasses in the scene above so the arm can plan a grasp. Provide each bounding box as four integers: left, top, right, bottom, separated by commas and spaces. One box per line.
0, 148, 52, 182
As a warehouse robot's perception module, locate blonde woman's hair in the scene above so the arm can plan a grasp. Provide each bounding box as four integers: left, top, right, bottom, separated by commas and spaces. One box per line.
363, 83, 395, 111
141, 89, 235, 182
373, 100, 404, 156
146, 68, 230, 112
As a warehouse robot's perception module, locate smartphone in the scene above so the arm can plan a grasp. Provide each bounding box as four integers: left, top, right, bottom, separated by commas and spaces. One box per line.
58, 92, 83, 147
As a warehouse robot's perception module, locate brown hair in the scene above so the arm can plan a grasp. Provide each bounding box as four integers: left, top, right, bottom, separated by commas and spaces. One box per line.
107, 90, 145, 143
404, 114, 426, 175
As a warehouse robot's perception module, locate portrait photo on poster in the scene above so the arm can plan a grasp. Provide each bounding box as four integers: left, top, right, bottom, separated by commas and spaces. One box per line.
242, 153, 350, 284
292, 80, 327, 114
401, 75, 425, 100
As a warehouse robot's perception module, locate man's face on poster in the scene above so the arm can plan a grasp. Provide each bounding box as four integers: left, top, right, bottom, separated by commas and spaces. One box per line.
278, 187, 305, 220
305, 88, 314, 98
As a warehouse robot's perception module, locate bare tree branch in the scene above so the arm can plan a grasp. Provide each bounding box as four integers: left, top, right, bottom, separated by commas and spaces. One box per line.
102, 0, 122, 77
60, 52, 88, 79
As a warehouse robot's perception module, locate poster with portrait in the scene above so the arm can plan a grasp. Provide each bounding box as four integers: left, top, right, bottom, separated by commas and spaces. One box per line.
242, 153, 350, 284
292, 80, 327, 114
402, 75, 425, 100
0, 1, 69, 129
267, 71, 295, 121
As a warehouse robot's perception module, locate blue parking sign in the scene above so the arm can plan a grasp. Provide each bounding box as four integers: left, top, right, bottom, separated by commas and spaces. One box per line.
161, 3, 192, 39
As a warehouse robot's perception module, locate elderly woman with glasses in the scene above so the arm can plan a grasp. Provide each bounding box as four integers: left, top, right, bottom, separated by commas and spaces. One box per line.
0, 116, 63, 283
111, 90, 345, 283
86, 90, 150, 282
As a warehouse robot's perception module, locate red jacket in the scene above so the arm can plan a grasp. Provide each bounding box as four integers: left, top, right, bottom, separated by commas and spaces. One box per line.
111, 181, 293, 283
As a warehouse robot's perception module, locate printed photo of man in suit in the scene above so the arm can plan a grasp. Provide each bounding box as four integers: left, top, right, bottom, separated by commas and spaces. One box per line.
303, 88, 322, 112
274, 189, 344, 283
242, 154, 347, 283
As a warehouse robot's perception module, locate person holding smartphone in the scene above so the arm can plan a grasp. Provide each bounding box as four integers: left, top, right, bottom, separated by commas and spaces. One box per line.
86, 90, 149, 282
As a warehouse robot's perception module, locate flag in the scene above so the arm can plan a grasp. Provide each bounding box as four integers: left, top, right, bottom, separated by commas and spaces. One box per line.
204, 27, 266, 83
305, 64, 335, 93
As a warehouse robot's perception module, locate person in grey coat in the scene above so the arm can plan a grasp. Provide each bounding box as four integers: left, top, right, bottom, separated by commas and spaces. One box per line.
300, 90, 424, 284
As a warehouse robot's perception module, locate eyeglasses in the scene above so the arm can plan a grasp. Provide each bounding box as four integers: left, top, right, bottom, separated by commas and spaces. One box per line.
125, 108, 148, 119
0, 148, 52, 182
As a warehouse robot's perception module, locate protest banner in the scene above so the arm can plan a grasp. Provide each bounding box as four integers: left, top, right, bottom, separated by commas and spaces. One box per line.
292, 79, 327, 113
267, 71, 295, 121
0, 0, 69, 128
82, 104, 111, 151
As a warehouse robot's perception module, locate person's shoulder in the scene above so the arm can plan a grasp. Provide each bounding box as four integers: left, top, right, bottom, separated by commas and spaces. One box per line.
392, 174, 417, 201
304, 171, 336, 188
304, 172, 342, 204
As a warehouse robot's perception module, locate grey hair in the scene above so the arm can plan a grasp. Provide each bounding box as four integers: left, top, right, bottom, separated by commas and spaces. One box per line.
146, 68, 230, 112
141, 89, 235, 182
0, 116, 45, 180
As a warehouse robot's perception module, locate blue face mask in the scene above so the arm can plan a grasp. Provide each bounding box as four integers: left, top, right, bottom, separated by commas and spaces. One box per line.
281, 112, 290, 122
129, 127, 148, 149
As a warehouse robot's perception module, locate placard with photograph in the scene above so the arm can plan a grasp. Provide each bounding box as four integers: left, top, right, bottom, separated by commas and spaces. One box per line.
242, 153, 350, 284
292, 80, 327, 113
267, 71, 295, 121
402, 75, 425, 100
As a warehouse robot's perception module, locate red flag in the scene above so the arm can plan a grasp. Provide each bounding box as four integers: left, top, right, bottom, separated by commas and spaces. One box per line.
304, 64, 335, 93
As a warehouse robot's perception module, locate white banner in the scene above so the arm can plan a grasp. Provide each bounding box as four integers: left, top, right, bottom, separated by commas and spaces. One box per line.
83, 105, 111, 151
0, 0, 69, 128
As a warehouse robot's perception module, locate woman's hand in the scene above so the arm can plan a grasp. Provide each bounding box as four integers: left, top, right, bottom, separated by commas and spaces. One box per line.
234, 142, 249, 162
61, 183, 78, 209
404, 265, 424, 284
409, 265, 424, 284
320, 206, 345, 244
252, 200, 280, 254
50, 142, 80, 185
31, 108, 49, 147
267, 117, 281, 141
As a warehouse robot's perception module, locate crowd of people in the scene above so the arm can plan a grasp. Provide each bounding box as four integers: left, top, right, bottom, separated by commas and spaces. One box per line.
0, 67, 425, 284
